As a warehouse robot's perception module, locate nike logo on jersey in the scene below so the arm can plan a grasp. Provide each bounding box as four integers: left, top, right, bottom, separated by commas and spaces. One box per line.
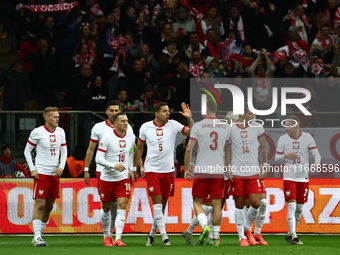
242, 140, 246, 143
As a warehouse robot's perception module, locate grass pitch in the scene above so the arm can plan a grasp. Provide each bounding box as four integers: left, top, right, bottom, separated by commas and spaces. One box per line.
0, 234, 338, 255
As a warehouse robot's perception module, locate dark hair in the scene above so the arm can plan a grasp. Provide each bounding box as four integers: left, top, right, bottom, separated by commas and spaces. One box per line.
14, 59, 25, 67
107, 100, 120, 108
78, 43, 90, 54
320, 24, 330, 30
1, 144, 11, 155
206, 28, 215, 34
113, 112, 127, 124
286, 115, 300, 124
153, 102, 168, 113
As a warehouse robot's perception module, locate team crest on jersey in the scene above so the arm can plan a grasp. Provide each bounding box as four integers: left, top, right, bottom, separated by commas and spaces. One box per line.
149, 186, 154, 192
119, 140, 126, 148
240, 131, 247, 138
49, 135, 56, 142
286, 190, 291, 196
156, 129, 163, 136
38, 190, 44, 195
293, 142, 299, 149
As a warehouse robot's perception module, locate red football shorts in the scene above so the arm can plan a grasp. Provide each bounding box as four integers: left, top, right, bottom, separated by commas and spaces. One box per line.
192, 174, 224, 199
231, 177, 262, 197
99, 178, 131, 202
33, 174, 60, 199
284, 180, 309, 203
145, 172, 174, 198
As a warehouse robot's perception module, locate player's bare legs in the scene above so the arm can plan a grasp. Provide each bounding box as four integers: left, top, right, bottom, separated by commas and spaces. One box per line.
234, 196, 249, 246
244, 193, 260, 245
210, 199, 222, 246
286, 199, 304, 245
183, 202, 212, 245
110, 199, 118, 235
32, 198, 47, 245
147, 195, 170, 246
253, 193, 268, 245
193, 197, 210, 245
38, 198, 55, 237
101, 201, 114, 246
114, 197, 129, 246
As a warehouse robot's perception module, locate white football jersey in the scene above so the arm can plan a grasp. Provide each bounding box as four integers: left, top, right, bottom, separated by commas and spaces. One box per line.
139, 119, 186, 173
91, 119, 133, 172
96, 128, 135, 182
26, 125, 67, 175
190, 117, 230, 174
276, 131, 318, 182
230, 121, 265, 177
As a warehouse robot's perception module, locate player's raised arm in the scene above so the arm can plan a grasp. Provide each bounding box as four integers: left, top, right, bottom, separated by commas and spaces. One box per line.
84, 140, 97, 185
134, 139, 145, 177
180, 103, 193, 136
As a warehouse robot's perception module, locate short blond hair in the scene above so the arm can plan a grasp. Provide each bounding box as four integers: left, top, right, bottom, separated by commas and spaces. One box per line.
43, 107, 59, 118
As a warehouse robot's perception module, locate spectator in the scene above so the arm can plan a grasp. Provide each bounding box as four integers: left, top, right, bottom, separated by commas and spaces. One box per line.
183, 32, 210, 63
139, 43, 159, 80
188, 50, 204, 80
119, 55, 149, 102
31, 38, 61, 110
62, 145, 86, 178
223, 5, 245, 42
203, 29, 221, 60
241, 44, 257, 69
282, 3, 309, 44
38, 15, 58, 54
312, 24, 334, 61
248, 49, 274, 109
0, 144, 30, 178
73, 43, 95, 68
201, 6, 225, 42
158, 40, 181, 87
117, 90, 137, 111
69, 63, 93, 109
19, 34, 39, 74
78, 75, 107, 111
325, 0, 340, 31
172, 7, 195, 36
204, 56, 220, 79
284, 26, 309, 53
243, 0, 271, 49
120, 6, 137, 36
0, 60, 29, 111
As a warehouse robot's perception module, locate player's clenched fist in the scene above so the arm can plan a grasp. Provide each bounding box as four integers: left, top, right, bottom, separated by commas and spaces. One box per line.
31, 170, 39, 180
284, 152, 298, 160
55, 167, 63, 177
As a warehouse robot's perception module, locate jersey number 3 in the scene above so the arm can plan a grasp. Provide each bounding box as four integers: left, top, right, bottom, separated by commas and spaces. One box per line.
210, 131, 218, 151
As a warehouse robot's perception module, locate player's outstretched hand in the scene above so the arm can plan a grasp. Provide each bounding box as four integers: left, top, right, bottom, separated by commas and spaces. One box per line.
84, 171, 91, 185
184, 170, 192, 181
284, 152, 298, 160
180, 103, 191, 119
139, 167, 145, 178
31, 170, 39, 180
114, 164, 126, 172
55, 167, 63, 177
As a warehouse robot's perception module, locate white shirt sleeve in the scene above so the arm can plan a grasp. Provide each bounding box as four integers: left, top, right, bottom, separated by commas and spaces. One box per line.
95, 137, 117, 169
138, 125, 146, 142
24, 129, 38, 172
309, 135, 321, 164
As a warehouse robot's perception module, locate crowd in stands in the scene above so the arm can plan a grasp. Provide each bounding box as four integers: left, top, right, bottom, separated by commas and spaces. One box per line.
0, 0, 340, 131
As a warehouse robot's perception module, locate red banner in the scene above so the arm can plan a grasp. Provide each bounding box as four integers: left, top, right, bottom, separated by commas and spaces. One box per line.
0, 178, 339, 233
19, 2, 78, 12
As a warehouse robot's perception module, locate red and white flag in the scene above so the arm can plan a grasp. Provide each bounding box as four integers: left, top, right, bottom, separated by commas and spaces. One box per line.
17, 1, 78, 12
